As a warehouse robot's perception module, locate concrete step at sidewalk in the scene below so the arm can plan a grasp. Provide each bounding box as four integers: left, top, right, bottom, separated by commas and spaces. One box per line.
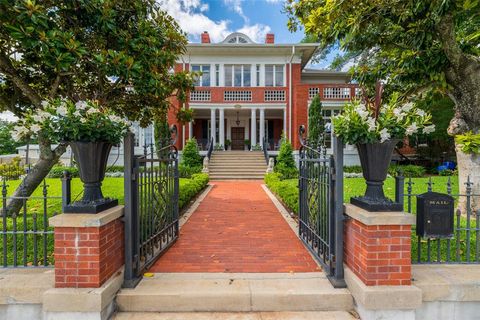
209, 168, 267, 172
209, 175, 265, 180
116, 273, 353, 313
113, 311, 358, 320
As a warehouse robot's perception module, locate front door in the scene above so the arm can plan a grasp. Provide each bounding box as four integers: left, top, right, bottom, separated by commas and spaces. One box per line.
231, 127, 245, 150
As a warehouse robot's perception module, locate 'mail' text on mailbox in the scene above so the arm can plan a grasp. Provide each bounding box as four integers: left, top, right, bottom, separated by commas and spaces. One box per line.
416, 192, 454, 239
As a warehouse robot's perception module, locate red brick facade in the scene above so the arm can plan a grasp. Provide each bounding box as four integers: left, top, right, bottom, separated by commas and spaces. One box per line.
344, 218, 412, 286
54, 218, 124, 288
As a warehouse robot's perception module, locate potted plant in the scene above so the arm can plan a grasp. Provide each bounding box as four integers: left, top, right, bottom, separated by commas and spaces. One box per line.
244, 139, 251, 150
13, 98, 130, 213
225, 139, 231, 150
333, 92, 435, 211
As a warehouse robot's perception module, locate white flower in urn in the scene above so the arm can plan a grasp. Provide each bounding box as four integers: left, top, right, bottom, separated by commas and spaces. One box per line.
56, 105, 68, 116
73, 110, 81, 117
75, 100, 88, 110
416, 109, 426, 117
86, 108, 98, 115
402, 102, 414, 112
379, 128, 391, 143
356, 104, 369, 119
423, 124, 436, 134
30, 124, 42, 133
366, 117, 376, 132
393, 108, 405, 120
405, 122, 418, 135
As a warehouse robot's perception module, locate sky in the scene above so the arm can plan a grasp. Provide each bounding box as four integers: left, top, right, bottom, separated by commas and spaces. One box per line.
157, 0, 304, 44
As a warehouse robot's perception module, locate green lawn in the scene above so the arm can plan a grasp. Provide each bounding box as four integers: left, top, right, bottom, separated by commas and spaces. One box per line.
265, 174, 478, 264
0, 174, 209, 267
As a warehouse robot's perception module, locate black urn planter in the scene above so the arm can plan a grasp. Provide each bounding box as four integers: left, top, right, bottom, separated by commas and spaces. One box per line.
350, 140, 403, 212
63, 141, 118, 214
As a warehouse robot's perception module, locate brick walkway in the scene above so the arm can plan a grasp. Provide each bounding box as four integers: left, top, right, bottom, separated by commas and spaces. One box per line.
149, 181, 320, 273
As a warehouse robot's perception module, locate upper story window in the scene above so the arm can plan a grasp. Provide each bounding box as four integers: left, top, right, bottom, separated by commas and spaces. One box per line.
265, 64, 284, 87
215, 64, 220, 86
191, 64, 210, 87
225, 64, 251, 87
256, 65, 260, 87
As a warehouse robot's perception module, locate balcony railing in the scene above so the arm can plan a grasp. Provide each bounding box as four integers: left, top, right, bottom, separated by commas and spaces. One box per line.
189, 85, 358, 104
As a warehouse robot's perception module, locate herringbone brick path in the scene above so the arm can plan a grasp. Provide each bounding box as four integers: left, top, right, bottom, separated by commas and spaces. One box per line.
149, 181, 320, 273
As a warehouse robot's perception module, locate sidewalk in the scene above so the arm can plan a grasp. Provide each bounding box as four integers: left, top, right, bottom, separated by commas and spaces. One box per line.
149, 181, 320, 273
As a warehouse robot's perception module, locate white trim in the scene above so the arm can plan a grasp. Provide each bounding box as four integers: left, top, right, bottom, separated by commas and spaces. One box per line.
189, 103, 286, 109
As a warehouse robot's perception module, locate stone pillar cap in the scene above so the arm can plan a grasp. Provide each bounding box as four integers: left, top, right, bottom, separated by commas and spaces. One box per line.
49, 205, 124, 228
344, 203, 415, 226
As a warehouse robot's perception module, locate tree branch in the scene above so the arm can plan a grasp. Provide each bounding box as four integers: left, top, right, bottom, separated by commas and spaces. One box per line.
436, 14, 463, 68
0, 53, 43, 108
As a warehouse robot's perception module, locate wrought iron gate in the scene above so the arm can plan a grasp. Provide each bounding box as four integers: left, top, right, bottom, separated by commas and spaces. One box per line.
298, 125, 345, 287
123, 126, 179, 287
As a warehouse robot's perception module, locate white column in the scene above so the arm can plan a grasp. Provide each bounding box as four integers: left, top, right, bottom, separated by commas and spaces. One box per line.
259, 108, 265, 148
188, 121, 193, 139
251, 108, 257, 149
219, 108, 225, 149
283, 108, 287, 136
210, 108, 216, 144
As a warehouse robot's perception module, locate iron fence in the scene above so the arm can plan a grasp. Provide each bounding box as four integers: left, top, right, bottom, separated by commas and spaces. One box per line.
124, 128, 179, 288
397, 175, 480, 264
1, 179, 60, 267
298, 125, 345, 287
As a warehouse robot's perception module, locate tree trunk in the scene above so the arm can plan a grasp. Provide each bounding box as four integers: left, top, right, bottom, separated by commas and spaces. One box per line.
5, 136, 66, 216
436, 14, 480, 213
455, 142, 480, 213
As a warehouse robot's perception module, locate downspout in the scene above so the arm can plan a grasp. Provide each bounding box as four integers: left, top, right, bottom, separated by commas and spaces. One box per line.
288, 46, 295, 141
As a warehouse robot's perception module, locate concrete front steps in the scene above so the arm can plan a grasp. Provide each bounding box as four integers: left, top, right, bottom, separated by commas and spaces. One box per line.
209, 151, 267, 180
113, 311, 358, 320
115, 273, 354, 315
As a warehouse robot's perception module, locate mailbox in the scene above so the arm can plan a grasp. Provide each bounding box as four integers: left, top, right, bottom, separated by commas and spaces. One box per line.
416, 192, 454, 238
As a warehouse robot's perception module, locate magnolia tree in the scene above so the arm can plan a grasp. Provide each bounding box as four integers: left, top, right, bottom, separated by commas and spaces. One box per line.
0, 0, 195, 213
287, 0, 480, 209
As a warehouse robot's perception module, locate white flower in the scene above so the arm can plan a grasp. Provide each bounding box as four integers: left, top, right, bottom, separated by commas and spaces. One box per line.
38, 110, 51, 120
73, 110, 81, 117
32, 114, 43, 122
355, 104, 369, 120
393, 108, 405, 121
423, 124, 436, 134
11, 132, 22, 142
402, 102, 414, 112
366, 117, 376, 132
41, 100, 49, 108
405, 122, 418, 135
379, 128, 391, 143
86, 108, 98, 115
30, 124, 41, 133
80, 118, 87, 123
75, 101, 88, 110
56, 105, 68, 116
416, 109, 425, 117
108, 115, 123, 123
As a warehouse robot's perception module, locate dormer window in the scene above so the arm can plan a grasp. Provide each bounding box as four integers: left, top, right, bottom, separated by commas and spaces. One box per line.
221, 33, 255, 44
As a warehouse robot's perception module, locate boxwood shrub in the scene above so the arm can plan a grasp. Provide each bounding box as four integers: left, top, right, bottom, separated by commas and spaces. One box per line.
179, 173, 209, 209
264, 173, 299, 214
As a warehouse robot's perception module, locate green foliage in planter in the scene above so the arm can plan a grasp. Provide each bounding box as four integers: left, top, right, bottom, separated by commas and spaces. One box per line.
439, 169, 457, 176
308, 95, 324, 147
47, 165, 125, 178
176, 108, 194, 124
264, 173, 299, 214
274, 135, 298, 179
181, 138, 202, 168
388, 164, 426, 177
214, 143, 224, 151
178, 173, 209, 209
455, 132, 480, 154
178, 164, 202, 178
251, 144, 262, 151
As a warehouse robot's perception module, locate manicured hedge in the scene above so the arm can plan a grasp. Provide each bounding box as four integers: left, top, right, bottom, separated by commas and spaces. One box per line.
178, 163, 202, 178
179, 173, 209, 209
264, 173, 299, 214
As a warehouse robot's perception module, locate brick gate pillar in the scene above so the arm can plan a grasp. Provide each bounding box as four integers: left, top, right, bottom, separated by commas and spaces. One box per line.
49, 206, 125, 288
343, 204, 415, 286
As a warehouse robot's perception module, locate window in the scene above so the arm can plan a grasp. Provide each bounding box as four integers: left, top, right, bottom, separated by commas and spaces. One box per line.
215, 64, 220, 86
191, 64, 210, 86
265, 64, 284, 86
224, 64, 252, 87
256, 65, 260, 86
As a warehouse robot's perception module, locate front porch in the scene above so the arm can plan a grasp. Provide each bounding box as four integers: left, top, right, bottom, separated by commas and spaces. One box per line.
188, 106, 285, 152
